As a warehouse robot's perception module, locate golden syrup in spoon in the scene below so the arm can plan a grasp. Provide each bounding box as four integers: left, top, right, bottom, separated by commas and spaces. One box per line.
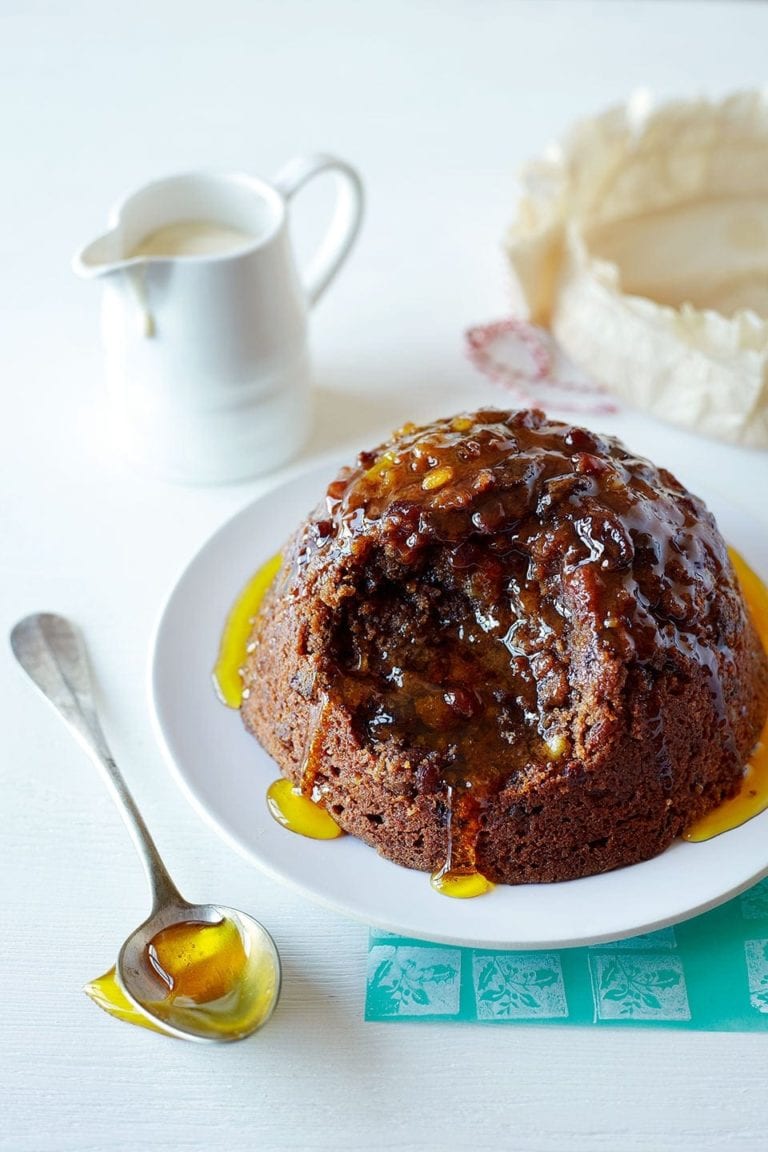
146, 918, 247, 1003
684, 547, 768, 842
84, 917, 279, 1039
212, 553, 282, 708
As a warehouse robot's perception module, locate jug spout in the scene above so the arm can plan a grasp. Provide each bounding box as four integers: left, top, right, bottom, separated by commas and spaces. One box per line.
73, 230, 137, 279
73, 226, 156, 337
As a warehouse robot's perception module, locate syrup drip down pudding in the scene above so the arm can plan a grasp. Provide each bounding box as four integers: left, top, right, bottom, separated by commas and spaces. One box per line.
240, 410, 768, 885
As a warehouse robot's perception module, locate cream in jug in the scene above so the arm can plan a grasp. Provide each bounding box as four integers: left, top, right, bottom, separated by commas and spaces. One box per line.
128, 220, 258, 259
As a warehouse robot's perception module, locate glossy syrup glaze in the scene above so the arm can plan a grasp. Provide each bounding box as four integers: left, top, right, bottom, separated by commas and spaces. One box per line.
310, 418, 731, 748
302, 411, 737, 772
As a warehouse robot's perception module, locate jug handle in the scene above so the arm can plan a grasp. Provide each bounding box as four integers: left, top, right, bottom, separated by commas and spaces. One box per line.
273, 154, 364, 307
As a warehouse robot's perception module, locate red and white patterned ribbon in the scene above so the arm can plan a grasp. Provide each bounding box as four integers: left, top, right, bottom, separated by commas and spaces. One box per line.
466, 317, 619, 416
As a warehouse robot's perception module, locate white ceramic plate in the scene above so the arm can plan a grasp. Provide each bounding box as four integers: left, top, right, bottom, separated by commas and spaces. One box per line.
150, 460, 768, 948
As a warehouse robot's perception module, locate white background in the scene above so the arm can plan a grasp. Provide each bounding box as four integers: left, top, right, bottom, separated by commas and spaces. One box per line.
3, 2, 768, 1149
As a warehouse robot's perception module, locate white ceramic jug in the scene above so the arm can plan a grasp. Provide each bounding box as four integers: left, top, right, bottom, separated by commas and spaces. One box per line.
73, 154, 364, 483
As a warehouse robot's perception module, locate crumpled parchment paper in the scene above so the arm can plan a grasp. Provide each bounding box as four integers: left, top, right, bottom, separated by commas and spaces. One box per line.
506, 91, 768, 449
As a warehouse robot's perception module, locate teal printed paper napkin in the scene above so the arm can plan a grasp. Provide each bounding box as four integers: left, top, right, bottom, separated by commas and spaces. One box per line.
365, 876, 768, 1029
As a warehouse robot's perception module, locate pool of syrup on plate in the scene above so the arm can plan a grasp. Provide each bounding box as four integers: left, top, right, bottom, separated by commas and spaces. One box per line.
683, 549, 768, 841
213, 546, 768, 891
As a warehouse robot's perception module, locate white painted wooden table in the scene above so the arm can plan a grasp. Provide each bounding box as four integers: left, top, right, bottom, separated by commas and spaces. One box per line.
3, 3, 768, 1148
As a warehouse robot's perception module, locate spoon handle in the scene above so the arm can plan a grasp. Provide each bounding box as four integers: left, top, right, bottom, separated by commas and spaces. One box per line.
10, 613, 184, 912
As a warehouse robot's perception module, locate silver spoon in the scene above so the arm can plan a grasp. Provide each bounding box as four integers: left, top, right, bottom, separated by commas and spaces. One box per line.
10, 612, 281, 1042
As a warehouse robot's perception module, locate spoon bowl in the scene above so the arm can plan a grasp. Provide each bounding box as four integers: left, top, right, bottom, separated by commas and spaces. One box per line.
10, 612, 282, 1042
118, 901, 281, 1042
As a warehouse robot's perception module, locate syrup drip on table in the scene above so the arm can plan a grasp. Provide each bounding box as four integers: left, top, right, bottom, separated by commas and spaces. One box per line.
84, 918, 279, 1039
84, 967, 166, 1033
684, 548, 768, 842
